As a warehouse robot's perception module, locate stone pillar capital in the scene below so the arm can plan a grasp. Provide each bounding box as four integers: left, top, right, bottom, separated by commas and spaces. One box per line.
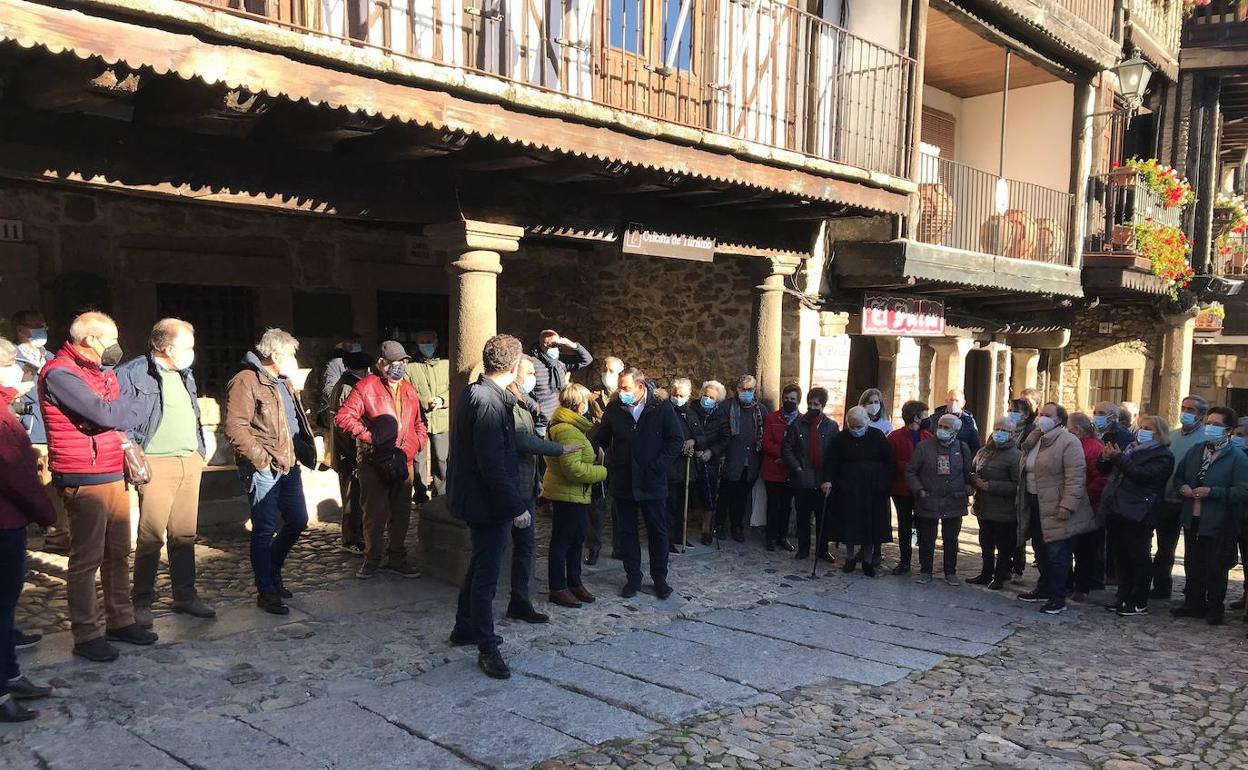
766, 255, 802, 277
819, 311, 851, 336
425, 220, 524, 255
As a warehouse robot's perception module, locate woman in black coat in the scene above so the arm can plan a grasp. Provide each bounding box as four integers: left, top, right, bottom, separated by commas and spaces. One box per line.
1097, 414, 1175, 617
823, 405, 895, 576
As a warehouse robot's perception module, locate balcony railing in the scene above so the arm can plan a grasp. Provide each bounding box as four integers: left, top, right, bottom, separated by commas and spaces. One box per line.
189, 0, 914, 178
916, 154, 1074, 265
1183, 0, 1248, 46
1084, 169, 1183, 253
1216, 230, 1248, 276
1055, 0, 1117, 39
1127, 0, 1184, 56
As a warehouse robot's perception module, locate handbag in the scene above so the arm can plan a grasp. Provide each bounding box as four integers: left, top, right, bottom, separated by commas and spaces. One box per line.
372, 446, 411, 484
118, 432, 153, 486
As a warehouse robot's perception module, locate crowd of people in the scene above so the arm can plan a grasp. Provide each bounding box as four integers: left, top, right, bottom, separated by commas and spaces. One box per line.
3, 311, 1248, 707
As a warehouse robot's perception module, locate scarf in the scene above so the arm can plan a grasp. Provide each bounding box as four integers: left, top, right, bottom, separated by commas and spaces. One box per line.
807, 412, 825, 469
729, 398, 762, 438
531, 347, 564, 396
1198, 439, 1230, 484
1124, 439, 1159, 458
781, 408, 798, 427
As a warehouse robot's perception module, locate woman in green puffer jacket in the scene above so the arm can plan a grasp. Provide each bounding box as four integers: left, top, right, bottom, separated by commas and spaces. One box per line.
543, 384, 608, 609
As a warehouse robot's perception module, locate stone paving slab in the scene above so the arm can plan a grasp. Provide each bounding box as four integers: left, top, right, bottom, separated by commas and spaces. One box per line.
781, 591, 1012, 644
560, 641, 778, 708
508, 650, 711, 724
243, 697, 476, 770
353, 679, 586, 769
695, 607, 947, 670
290, 578, 460, 619
131, 714, 314, 770
840, 577, 1058, 623
25, 723, 189, 770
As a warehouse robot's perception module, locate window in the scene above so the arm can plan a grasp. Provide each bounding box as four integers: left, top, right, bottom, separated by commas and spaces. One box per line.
156, 284, 255, 400
609, 0, 645, 54
921, 107, 956, 160
377, 292, 449, 354
1088, 368, 1130, 407
663, 0, 693, 71
293, 292, 353, 339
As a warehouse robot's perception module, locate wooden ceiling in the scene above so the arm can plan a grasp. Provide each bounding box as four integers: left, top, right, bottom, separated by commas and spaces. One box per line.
924, 8, 1061, 98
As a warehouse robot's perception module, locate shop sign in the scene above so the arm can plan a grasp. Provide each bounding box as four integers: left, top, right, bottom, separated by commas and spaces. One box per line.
861, 294, 945, 336
621, 225, 716, 262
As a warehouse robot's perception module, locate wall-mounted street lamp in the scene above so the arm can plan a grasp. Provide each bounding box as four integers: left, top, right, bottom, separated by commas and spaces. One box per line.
1111, 53, 1154, 114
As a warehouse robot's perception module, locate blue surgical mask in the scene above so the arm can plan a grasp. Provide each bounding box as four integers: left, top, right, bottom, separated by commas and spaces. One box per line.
546, 347, 560, 361
619, 390, 636, 406
993, 430, 1010, 445
385, 362, 406, 381
1181, 412, 1198, 428
29, 328, 48, 348
701, 396, 716, 411
937, 428, 955, 443
1093, 415, 1108, 431
519, 374, 536, 395
739, 391, 755, 405
850, 426, 867, 438
1206, 425, 1228, 443
418, 343, 437, 358
1137, 429, 1154, 444
1007, 411, 1023, 424
1233, 435, 1246, 451
671, 396, 688, 408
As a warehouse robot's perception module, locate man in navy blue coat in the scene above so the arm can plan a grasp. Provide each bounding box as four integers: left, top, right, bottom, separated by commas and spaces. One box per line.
446, 334, 532, 680
594, 367, 684, 600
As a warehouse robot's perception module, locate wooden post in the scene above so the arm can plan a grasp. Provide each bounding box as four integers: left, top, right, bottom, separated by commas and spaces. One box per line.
903, 0, 930, 239
1068, 78, 1095, 269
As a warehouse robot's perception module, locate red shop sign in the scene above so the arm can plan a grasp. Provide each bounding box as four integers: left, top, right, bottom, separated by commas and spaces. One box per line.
861, 294, 945, 337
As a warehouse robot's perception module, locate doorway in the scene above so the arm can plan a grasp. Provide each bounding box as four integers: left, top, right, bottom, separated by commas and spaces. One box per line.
846, 335, 881, 411
965, 348, 992, 436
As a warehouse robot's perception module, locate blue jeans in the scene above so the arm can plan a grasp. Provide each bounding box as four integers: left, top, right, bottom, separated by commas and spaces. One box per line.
245, 466, 308, 593
1, 528, 27, 696
549, 501, 588, 592
1028, 494, 1072, 600
453, 520, 510, 653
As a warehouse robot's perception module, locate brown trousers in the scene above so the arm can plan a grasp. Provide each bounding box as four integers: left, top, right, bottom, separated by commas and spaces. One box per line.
358, 460, 413, 567
134, 453, 204, 605
62, 480, 135, 643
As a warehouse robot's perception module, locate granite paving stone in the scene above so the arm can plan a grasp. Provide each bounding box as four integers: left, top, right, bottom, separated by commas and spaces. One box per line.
130, 714, 315, 770
779, 591, 1011, 644
25, 723, 191, 770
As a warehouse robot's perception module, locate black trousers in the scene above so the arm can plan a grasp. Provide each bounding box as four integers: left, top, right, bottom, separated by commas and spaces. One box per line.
892, 495, 915, 568
1151, 500, 1183, 595
765, 481, 794, 544
794, 489, 829, 555
509, 507, 535, 605
976, 519, 1015, 581
617, 497, 669, 588
336, 464, 363, 547
548, 501, 587, 592
1012, 544, 1027, 575
717, 476, 752, 530
1182, 531, 1238, 613
917, 516, 961, 576
1111, 516, 1153, 609
667, 481, 696, 547
0, 528, 25, 698
453, 520, 509, 653
413, 431, 449, 501
586, 486, 620, 557
1072, 527, 1106, 593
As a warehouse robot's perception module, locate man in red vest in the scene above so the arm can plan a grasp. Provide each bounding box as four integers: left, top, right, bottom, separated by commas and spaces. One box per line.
38, 311, 151, 662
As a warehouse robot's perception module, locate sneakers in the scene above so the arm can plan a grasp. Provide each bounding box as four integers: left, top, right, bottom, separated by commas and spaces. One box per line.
105, 624, 158, 646
569, 585, 596, 604
257, 592, 290, 615
944, 574, 962, 587
339, 543, 365, 556
7, 675, 52, 700
915, 573, 932, 585
13, 630, 41, 652
505, 601, 550, 624
172, 598, 217, 619
1040, 599, 1067, 615
1207, 609, 1226, 626
987, 579, 1006, 590
842, 559, 858, 574
1105, 600, 1127, 613
381, 561, 422, 579
0, 695, 37, 723
654, 582, 674, 600
448, 630, 477, 647
764, 541, 776, 552
548, 590, 583, 609
133, 603, 154, 629
1117, 605, 1149, 617
1018, 590, 1047, 603
72, 637, 119, 662
478, 649, 511, 680
356, 563, 380, 580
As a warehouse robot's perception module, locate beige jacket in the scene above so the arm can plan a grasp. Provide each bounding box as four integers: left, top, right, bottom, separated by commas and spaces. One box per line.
1015, 426, 1094, 544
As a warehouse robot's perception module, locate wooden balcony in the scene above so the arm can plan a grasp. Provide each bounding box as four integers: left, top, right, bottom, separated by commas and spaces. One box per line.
1125, 0, 1183, 79
1082, 168, 1185, 298
1182, 0, 1248, 54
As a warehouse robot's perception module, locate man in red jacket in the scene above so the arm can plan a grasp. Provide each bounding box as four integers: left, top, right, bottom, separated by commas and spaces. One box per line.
38, 312, 151, 663
336, 341, 428, 579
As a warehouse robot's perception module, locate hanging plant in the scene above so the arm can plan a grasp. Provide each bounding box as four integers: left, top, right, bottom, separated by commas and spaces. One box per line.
1201, 302, 1227, 320
1133, 218, 1194, 300
1125, 157, 1195, 209
1214, 193, 1248, 235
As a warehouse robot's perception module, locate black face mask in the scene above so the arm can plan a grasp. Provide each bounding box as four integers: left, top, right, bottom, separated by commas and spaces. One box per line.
806, 408, 821, 418
782, 402, 798, 414
100, 343, 124, 368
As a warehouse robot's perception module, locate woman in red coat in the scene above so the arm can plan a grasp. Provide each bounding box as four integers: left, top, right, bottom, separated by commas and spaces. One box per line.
762, 384, 801, 551
0, 348, 58, 723
885, 400, 932, 574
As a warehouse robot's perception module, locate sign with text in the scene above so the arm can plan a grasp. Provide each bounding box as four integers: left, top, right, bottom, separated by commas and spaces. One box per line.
621, 225, 716, 262
861, 294, 945, 337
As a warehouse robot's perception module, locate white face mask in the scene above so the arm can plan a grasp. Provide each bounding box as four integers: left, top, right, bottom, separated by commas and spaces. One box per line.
168, 347, 195, 372
0, 363, 23, 390
602, 371, 619, 391
1036, 415, 1057, 434
519, 374, 537, 395
866, 402, 880, 416
277, 355, 299, 379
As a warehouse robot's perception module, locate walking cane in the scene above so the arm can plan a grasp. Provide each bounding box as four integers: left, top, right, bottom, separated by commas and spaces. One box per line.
682, 455, 691, 554
811, 489, 831, 579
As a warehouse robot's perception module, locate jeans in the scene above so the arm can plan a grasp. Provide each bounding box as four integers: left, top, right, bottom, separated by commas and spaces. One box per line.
246, 466, 308, 594
1072, 527, 1106, 593
893, 495, 915, 568
133, 453, 204, 605
358, 461, 413, 567
1111, 516, 1154, 609
617, 497, 669, 588
549, 501, 588, 592
1028, 494, 1071, 600
414, 432, 449, 501
1151, 500, 1183, 595
917, 517, 961, 576
453, 519, 510, 653
764, 481, 793, 544
976, 519, 1015, 582
0, 528, 26, 698
794, 489, 830, 555
509, 504, 536, 604
1182, 531, 1238, 613
717, 476, 752, 530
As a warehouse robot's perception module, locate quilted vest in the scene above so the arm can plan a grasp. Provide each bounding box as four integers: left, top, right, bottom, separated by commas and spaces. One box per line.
38, 344, 123, 476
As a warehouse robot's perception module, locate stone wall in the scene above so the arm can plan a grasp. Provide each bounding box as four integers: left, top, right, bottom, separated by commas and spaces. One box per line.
1191, 344, 1248, 405
1056, 305, 1165, 413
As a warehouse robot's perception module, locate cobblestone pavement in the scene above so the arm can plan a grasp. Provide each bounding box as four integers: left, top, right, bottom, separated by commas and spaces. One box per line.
6, 510, 1248, 770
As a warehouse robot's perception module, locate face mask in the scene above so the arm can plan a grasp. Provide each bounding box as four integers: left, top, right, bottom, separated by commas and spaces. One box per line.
578, 404, 590, 417
546, 347, 560, 362
1206, 425, 1228, 443
782, 401, 797, 414
936, 428, 955, 443
1180, 412, 1198, 428
95, 340, 123, 368
1232, 435, 1246, 451
739, 391, 755, 405
385, 362, 406, 381
1007, 411, 1023, 424
671, 396, 688, 408
277, 356, 299, 379
519, 374, 537, 395
701, 396, 716, 411
1093, 415, 1108, 431
993, 430, 1010, 445
947, 403, 961, 414
418, 343, 437, 358
0, 363, 22, 390
850, 426, 868, 438
28, 329, 48, 348
866, 403, 880, 416
168, 348, 195, 372
602, 372, 619, 391
1036, 416, 1057, 434
807, 407, 823, 418
619, 390, 636, 406
1137, 429, 1154, 444
348, 343, 362, 353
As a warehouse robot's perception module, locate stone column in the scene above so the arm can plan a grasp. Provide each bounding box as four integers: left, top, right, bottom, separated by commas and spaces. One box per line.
1156, 312, 1196, 426
928, 336, 975, 404
753, 256, 801, 411
811, 312, 852, 424
417, 219, 522, 586
1010, 348, 1040, 398
875, 336, 899, 419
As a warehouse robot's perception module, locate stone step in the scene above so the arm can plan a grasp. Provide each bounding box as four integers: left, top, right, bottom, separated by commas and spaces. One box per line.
780, 591, 1012, 644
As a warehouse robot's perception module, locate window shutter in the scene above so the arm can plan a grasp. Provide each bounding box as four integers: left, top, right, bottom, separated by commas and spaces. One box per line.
921, 106, 956, 159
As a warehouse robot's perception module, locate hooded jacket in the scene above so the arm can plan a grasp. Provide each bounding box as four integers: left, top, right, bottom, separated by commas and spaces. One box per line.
224, 351, 316, 474
544, 407, 608, 504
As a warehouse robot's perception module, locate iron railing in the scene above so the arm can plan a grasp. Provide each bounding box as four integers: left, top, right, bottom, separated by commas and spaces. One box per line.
1216, 230, 1248, 277
1183, 0, 1248, 46
1084, 169, 1183, 253
1127, 0, 1184, 56
917, 154, 1074, 265
1054, 0, 1117, 39
192, 0, 914, 178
